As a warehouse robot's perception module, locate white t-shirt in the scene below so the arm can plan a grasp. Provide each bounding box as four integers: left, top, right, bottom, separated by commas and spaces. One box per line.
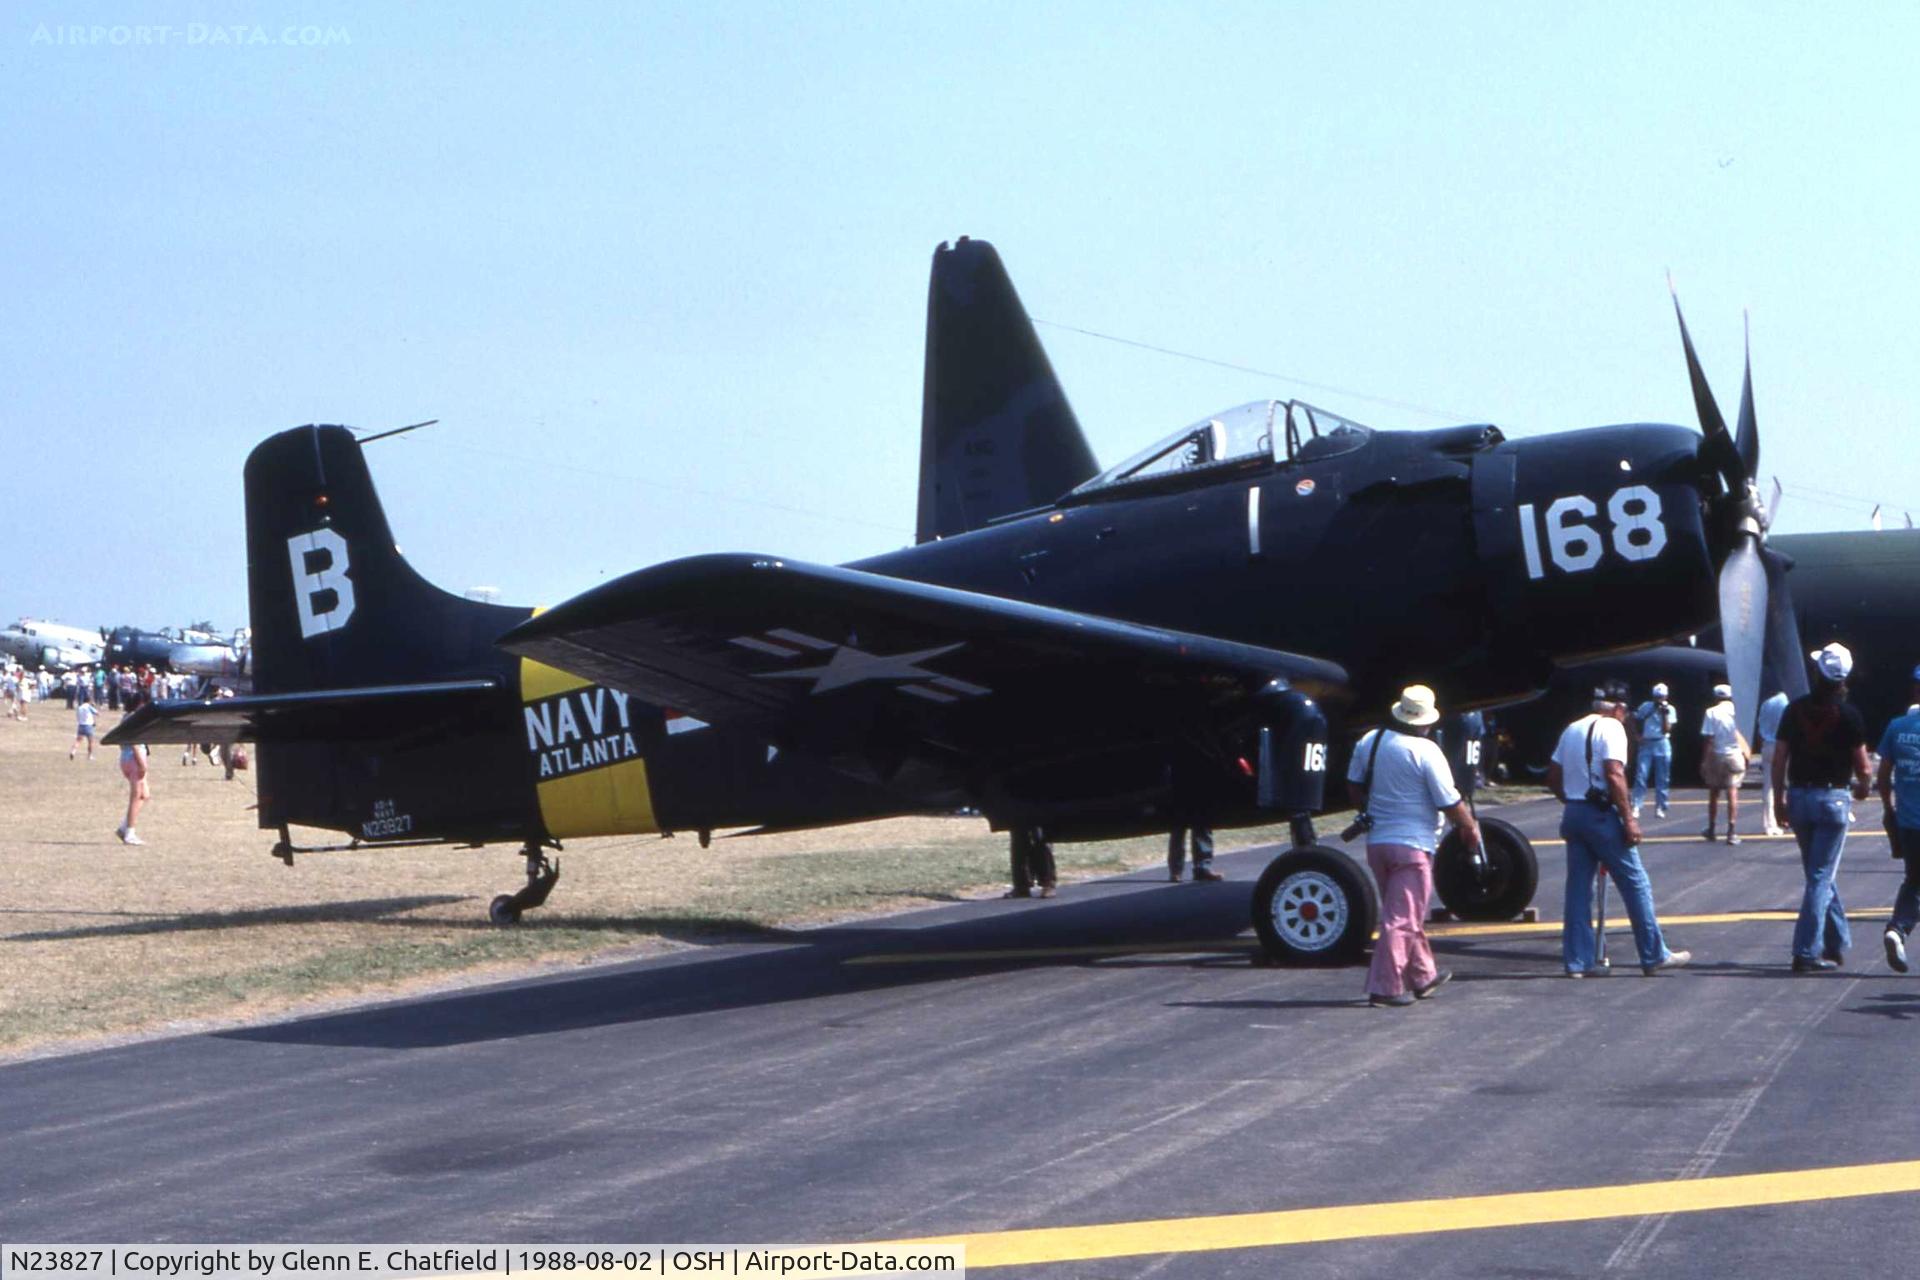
1757, 691, 1789, 744
1701, 701, 1743, 754
1346, 728, 1462, 852
1552, 713, 1629, 800
75, 702, 97, 730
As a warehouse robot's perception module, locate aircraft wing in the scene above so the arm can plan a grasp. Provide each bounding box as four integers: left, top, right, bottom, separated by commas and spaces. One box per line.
101, 679, 503, 745
499, 555, 1348, 780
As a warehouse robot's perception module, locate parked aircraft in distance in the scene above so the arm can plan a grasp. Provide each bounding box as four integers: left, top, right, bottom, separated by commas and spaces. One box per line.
0, 618, 104, 671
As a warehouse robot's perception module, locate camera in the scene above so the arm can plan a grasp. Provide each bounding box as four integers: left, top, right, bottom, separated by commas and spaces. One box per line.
1340, 812, 1373, 843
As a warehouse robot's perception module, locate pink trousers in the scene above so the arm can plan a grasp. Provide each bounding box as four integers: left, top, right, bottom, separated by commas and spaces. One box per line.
1366, 842, 1438, 997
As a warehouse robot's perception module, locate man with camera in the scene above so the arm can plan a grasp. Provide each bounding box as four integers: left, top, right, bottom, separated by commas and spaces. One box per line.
1630, 682, 1677, 819
1549, 681, 1691, 978
1345, 685, 1482, 1008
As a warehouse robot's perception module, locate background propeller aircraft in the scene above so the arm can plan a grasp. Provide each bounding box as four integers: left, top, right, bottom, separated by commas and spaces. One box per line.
109, 238, 1801, 964
0, 618, 105, 672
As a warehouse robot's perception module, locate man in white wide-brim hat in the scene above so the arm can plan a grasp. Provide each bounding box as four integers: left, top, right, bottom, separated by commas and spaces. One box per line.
1345, 684, 1481, 1008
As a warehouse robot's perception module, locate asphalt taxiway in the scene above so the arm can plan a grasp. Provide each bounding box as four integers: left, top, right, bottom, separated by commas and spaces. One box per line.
4, 793, 1918, 1278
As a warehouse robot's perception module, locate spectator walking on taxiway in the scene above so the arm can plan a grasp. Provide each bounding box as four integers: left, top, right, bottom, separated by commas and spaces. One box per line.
1700, 684, 1750, 844
70, 695, 100, 761
1774, 643, 1873, 972
1346, 685, 1481, 1008
1630, 683, 1678, 819
116, 694, 151, 845
1549, 681, 1691, 978
1873, 666, 1920, 974
1004, 826, 1057, 899
1757, 689, 1790, 835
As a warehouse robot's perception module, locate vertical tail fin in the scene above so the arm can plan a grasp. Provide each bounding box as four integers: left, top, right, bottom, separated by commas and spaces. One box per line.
916, 238, 1098, 542
245, 424, 526, 693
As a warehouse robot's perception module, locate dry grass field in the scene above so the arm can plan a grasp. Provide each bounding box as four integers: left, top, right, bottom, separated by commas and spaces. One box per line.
0, 700, 1306, 1058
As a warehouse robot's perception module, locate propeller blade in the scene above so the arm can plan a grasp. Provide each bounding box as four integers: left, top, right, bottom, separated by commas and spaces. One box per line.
1670, 284, 1745, 493
1719, 536, 1769, 743
1768, 476, 1783, 529
1762, 549, 1810, 703
1734, 314, 1758, 483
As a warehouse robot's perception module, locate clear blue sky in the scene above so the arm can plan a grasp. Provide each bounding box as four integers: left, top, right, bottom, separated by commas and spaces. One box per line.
5, 2, 1917, 632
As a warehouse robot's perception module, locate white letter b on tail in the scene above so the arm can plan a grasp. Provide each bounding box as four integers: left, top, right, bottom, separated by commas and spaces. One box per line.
288, 527, 356, 638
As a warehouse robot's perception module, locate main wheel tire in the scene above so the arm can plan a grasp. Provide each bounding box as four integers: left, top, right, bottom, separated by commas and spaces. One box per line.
489, 894, 523, 926
1252, 846, 1379, 966
1433, 815, 1538, 921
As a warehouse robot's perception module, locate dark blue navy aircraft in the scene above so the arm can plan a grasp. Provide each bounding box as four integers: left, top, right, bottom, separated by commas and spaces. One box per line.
110, 238, 1799, 965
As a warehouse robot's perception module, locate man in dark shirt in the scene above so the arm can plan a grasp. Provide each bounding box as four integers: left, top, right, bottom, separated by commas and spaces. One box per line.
1772, 643, 1874, 972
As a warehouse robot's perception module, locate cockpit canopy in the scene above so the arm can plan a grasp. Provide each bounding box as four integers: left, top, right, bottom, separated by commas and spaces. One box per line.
1067, 400, 1373, 499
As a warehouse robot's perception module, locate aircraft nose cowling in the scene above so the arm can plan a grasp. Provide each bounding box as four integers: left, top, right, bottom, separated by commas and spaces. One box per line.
1473, 423, 1719, 665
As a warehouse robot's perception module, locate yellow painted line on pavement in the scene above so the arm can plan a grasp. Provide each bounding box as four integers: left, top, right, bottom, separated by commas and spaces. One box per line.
1530, 833, 1799, 846
873, 1159, 1920, 1269
843, 908, 1898, 964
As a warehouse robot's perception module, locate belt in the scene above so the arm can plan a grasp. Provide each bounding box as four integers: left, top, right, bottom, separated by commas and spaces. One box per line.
1788, 784, 1849, 792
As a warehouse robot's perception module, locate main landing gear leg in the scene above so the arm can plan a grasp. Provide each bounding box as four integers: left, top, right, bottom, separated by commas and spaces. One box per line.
490, 843, 561, 926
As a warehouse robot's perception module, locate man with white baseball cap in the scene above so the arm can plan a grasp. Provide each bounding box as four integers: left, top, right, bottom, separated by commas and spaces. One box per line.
1699, 683, 1749, 844
1549, 680, 1690, 977
1345, 684, 1482, 1007
1772, 642, 1874, 972
1630, 682, 1677, 819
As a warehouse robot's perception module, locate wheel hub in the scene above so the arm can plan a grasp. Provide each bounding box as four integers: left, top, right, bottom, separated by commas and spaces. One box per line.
1271, 870, 1347, 951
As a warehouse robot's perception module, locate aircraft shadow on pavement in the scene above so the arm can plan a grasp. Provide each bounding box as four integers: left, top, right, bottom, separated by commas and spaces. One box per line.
218, 878, 1263, 1052
1, 895, 473, 943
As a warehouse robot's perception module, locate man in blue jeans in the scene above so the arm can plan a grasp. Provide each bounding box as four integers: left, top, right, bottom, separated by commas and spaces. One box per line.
1873, 666, 1920, 972
1630, 682, 1677, 819
1548, 681, 1691, 978
1772, 643, 1874, 972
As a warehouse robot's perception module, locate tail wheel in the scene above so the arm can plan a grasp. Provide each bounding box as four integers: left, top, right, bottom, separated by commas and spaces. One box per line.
489, 895, 523, 926
1252, 846, 1378, 966
1433, 815, 1538, 921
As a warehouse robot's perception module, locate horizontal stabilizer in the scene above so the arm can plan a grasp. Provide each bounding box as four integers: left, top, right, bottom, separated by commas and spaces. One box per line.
102, 679, 502, 746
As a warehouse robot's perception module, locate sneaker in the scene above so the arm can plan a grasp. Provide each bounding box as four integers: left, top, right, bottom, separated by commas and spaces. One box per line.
122, 830, 144, 846
1726, 831, 1742, 846
1643, 948, 1691, 976
1886, 927, 1910, 973
1037, 884, 1056, 899
1656, 806, 1669, 819
1368, 991, 1416, 1008
1633, 804, 1644, 819
1168, 870, 1182, 883
1003, 887, 1032, 899
1413, 970, 1453, 999
1193, 868, 1224, 882
1702, 826, 1716, 841
1791, 956, 1839, 973
114, 824, 127, 842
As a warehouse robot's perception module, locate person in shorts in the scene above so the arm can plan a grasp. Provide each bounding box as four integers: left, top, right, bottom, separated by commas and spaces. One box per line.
116, 694, 151, 845
70, 695, 99, 761
1700, 684, 1749, 844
